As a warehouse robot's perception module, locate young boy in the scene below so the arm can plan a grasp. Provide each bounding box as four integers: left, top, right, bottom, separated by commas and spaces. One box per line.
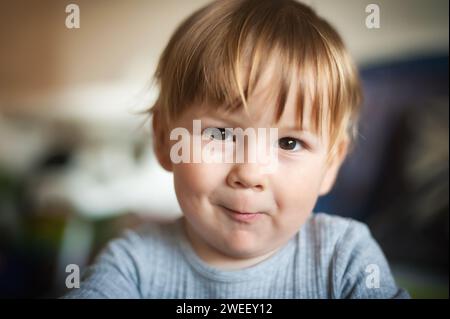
65, 0, 409, 298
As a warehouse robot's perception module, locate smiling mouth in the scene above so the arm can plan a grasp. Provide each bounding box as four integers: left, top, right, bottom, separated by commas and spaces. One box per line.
218, 205, 263, 222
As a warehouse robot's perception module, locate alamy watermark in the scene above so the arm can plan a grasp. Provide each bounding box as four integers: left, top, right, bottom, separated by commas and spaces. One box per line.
65, 264, 80, 289
365, 264, 381, 289
65, 4, 80, 29
366, 4, 381, 29
63, 4, 380, 32
170, 120, 280, 173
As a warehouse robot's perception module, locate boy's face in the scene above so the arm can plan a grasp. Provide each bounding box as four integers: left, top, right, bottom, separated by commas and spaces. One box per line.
154, 66, 348, 265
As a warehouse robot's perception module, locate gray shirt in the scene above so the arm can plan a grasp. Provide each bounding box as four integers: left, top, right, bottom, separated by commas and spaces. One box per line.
64, 213, 409, 299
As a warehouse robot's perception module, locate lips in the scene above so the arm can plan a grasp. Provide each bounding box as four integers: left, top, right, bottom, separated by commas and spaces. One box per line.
218, 204, 263, 222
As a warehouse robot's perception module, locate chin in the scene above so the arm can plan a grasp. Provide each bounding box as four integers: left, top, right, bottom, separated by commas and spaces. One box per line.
218, 231, 263, 259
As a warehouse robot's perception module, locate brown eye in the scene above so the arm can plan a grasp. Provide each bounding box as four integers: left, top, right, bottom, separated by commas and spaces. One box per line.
278, 137, 302, 151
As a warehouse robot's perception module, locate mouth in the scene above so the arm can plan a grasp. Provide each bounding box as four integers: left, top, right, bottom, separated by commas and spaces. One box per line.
218, 204, 263, 223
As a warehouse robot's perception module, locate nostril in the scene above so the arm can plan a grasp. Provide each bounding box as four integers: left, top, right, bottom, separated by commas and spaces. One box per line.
234, 181, 245, 188
233, 180, 263, 191
252, 184, 264, 192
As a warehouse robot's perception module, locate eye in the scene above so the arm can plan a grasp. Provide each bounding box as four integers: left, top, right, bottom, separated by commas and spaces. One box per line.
202, 127, 234, 141
278, 137, 302, 151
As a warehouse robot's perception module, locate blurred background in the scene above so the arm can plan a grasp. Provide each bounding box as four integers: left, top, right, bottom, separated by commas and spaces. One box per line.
0, 0, 448, 298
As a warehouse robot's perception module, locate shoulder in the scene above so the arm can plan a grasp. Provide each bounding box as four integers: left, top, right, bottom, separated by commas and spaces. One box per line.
300, 212, 371, 253
305, 212, 378, 272
301, 212, 409, 299
308, 212, 369, 232
91, 218, 183, 282
298, 212, 374, 274
97, 218, 183, 296
107, 218, 183, 261
63, 218, 183, 299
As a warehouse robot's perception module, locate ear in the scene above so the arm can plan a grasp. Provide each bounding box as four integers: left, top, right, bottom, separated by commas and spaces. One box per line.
152, 109, 173, 172
318, 138, 350, 196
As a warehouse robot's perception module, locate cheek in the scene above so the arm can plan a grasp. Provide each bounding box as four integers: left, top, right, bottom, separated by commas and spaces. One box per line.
173, 163, 228, 213
273, 157, 326, 213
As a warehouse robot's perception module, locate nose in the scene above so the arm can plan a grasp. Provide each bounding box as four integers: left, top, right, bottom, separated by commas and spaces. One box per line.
226, 163, 267, 192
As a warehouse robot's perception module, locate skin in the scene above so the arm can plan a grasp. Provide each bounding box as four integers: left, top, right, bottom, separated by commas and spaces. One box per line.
152, 63, 349, 270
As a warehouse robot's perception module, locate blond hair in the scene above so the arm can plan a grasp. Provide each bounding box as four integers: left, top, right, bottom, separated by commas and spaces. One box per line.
149, 0, 362, 155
